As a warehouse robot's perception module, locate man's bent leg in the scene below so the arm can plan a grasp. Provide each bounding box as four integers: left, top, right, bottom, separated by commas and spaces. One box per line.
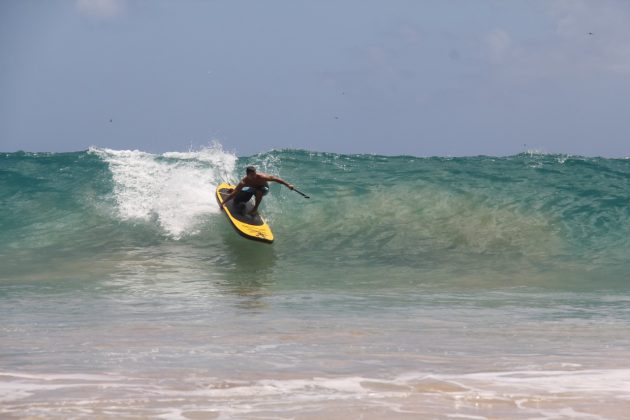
234, 190, 254, 215
250, 190, 263, 214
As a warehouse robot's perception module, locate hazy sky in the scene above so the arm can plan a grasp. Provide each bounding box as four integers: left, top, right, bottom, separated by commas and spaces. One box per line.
1, 0, 629, 157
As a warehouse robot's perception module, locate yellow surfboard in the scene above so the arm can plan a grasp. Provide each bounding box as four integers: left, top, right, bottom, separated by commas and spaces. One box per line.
215, 182, 274, 243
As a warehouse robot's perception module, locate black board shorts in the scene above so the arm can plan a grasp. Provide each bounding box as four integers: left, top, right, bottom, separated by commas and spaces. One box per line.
234, 185, 269, 204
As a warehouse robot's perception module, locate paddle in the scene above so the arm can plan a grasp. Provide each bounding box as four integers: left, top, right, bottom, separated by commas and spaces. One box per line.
292, 187, 310, 199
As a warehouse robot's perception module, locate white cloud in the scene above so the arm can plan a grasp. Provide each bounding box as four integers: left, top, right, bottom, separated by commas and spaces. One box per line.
76, 0, 126, 18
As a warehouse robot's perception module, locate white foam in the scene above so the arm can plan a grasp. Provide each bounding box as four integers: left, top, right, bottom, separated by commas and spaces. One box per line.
0, 371, 127, 403
147, 369, 630, 402
455, 368, 630, 395
90, 145, 237, 238
2, 369, 630, 417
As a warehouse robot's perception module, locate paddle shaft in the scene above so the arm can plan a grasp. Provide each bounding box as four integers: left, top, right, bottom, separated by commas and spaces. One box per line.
293, 188, 310, 199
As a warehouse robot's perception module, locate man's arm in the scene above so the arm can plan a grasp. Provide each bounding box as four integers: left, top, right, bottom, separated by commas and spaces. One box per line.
220, 182, 244, 208
265, 175, 294, 190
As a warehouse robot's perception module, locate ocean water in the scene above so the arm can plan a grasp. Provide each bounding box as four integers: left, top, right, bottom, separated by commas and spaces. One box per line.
1, 146, 630, 419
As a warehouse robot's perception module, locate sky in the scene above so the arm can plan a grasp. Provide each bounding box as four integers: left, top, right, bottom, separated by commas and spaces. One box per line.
1, 0, 629, 157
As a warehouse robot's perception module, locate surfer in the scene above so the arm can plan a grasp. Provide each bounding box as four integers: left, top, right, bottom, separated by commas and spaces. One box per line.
220, 166, 294, 215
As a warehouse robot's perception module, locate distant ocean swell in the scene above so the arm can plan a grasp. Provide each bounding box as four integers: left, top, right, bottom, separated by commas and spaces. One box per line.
1, 146, 629, 289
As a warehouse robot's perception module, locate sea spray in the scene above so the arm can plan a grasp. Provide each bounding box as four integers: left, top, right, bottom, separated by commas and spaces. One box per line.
89, 145, 237, 238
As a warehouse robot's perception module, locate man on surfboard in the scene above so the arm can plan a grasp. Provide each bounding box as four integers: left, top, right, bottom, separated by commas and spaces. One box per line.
220, 166, 294, 215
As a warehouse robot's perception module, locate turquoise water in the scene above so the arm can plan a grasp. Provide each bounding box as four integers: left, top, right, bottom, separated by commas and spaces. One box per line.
1, 147, 630, 418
